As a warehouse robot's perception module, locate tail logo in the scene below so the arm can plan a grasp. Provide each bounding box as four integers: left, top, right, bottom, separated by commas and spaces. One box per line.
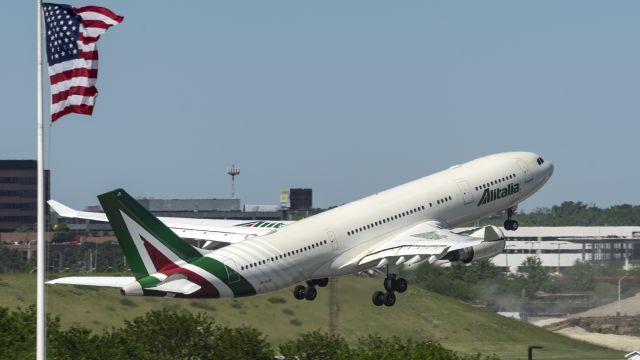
121, 210, 184, 275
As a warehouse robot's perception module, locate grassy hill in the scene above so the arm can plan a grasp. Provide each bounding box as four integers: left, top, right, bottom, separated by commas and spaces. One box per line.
0, 273, 623, 360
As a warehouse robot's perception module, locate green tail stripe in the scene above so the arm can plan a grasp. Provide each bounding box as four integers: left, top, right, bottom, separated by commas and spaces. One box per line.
192, 257, 256, 297
98, 189, 202, 279
138, 276, 161, 288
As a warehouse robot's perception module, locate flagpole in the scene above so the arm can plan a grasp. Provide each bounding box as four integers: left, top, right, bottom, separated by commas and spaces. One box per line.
36, 0, 47, 359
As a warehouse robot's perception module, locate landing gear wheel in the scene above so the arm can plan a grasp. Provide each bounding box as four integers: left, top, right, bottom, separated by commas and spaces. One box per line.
504, 207, 518, 231
293, 285, 306, 300
383, 277, 395, 292
372, 291, 385, 306
383, 292, 396, 307
504, 219, 519, 231
504, 220, 512, 231
394, 278, 408, 293
304, 286, 317, 301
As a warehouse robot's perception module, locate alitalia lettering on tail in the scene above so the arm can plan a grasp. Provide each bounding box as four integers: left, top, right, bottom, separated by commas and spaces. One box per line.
47, 152, 554, 307
476, 183, 520, 207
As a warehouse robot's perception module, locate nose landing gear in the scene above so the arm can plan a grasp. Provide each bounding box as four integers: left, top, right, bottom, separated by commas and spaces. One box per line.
504, 207, 519, 231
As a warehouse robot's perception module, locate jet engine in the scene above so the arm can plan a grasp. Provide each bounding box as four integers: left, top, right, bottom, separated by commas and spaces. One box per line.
442, 225, 505, 264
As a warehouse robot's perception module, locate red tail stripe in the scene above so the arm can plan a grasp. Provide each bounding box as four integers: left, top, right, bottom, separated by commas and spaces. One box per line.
140, 236, 179, 273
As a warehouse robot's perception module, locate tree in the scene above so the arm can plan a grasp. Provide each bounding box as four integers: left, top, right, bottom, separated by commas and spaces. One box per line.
562, 261, 595, 291
101, 309, 273, 360
518, 256, 549, 296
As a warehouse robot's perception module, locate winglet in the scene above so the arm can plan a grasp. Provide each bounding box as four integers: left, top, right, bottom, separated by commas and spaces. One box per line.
48, 200, 78, 217
48, 199, 108, 222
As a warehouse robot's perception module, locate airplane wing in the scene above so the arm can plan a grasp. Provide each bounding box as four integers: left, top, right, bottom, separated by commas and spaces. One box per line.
48, 200, 295, 246
345, 221, 504, 268
45, 276, 136, 287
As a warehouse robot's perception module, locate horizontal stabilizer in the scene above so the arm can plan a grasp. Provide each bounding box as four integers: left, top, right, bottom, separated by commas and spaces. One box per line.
146, 278, 201, 295
46, 276, 136, 288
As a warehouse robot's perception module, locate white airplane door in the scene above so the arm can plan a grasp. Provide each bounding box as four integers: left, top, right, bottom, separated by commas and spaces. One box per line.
456, 180, 474, 205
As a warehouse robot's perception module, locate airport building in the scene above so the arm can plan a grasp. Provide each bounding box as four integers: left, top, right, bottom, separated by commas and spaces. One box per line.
492, 226, 640, 271
0, 160, 50, 231
60, 188, 313, 232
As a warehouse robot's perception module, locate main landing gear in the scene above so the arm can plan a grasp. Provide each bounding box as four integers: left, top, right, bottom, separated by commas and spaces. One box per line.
504, 207, 519, 231
293, 278, 328, 301
372, 273, 408, 307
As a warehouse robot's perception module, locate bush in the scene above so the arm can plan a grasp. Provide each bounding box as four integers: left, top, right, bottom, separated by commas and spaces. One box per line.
0, 307, 498, 360
279, 331, 349, 359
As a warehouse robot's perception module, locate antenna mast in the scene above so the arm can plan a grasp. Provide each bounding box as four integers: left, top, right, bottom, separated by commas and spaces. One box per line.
226, 164, 240, 198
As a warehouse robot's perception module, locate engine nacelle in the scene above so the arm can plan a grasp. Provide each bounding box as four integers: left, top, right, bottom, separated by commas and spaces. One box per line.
442, 246, 474, 263
443, 239, 505, 264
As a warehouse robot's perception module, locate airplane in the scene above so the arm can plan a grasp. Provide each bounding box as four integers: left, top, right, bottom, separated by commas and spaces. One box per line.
47, 151, 553, 307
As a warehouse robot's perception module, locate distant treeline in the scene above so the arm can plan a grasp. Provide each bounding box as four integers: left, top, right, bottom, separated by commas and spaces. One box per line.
481, 201, 640, 226
1, 306, 496, 360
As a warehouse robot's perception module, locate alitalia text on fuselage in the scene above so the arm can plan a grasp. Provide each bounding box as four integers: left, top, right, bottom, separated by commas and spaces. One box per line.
477, 183, 520, 206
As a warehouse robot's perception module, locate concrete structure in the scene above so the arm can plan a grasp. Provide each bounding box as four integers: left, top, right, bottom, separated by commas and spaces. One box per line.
0, 160, 50, 231
490, 227, 640, 271
290, 188, 312, 210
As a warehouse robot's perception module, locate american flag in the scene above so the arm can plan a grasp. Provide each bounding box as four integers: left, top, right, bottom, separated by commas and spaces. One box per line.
42, 3, 123, 122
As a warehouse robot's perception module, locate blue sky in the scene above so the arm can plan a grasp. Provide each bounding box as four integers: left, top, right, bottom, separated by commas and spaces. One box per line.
2, 1, 639, 210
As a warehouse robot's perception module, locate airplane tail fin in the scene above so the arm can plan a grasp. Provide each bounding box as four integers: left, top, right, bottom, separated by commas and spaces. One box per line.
98, 189, 203, 279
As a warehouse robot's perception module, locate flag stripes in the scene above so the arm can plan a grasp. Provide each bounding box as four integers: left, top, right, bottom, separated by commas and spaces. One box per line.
43, 3, 123, 122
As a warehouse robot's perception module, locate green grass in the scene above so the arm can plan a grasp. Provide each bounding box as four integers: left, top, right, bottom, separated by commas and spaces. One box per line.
0, 273, 624, 360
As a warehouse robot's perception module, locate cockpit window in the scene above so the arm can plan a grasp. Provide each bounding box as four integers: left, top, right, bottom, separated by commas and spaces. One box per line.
536, 157, 544, 165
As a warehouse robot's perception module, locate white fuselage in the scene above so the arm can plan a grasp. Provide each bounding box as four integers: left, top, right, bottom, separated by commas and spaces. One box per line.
209, 152, 554, 297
